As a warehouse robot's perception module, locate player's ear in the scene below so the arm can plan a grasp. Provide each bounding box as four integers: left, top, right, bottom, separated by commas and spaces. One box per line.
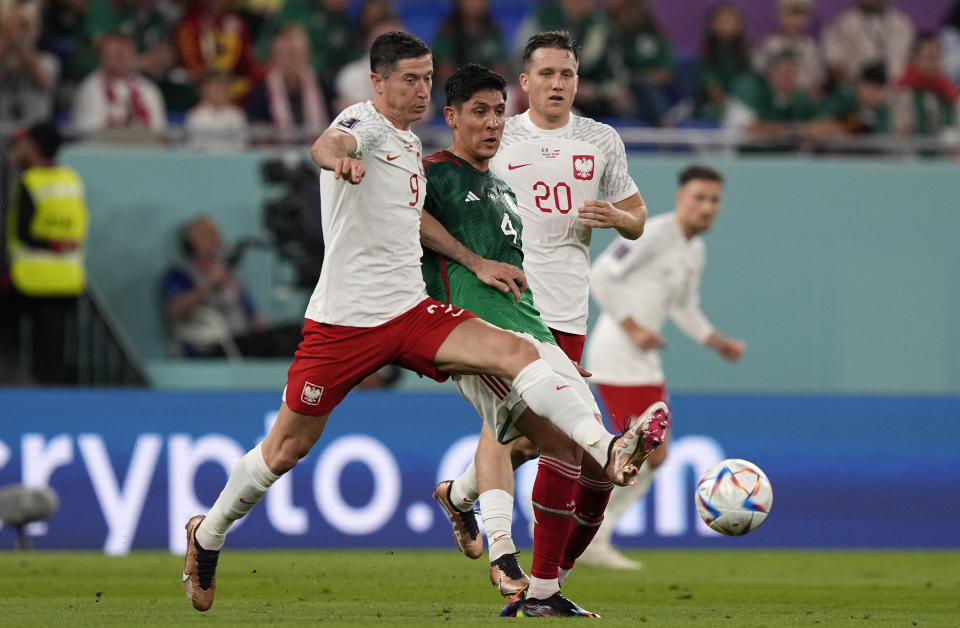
370, 72, 384, 94
444, 105, 457, 129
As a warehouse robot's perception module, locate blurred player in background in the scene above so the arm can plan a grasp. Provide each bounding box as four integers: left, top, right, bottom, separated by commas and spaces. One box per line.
181, 31, 654, 613
581, 164, 745, 569
434, 29, 653, 597
422, 63, 669, 617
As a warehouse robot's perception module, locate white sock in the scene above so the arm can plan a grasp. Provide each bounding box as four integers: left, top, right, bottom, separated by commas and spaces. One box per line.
479, 489, 515, 561
594, 464, 656, 549
527, 575, 559, 601
195, 443, 279, 551
558, 567, 572, 587
512, 359, 612, 467
451, 461, 480, 510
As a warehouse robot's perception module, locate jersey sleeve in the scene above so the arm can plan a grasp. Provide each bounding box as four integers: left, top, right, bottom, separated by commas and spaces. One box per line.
598, 125, 638, 204
330, 103, 387, 159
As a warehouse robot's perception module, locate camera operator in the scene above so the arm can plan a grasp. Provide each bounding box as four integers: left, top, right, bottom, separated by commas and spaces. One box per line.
161, 215, 302, 358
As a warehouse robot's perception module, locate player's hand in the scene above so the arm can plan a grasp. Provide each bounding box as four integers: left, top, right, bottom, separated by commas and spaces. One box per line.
333, 157, 365, 184
629, 327, 667, 351
578, 200, 625, 230
717, 338, 745, 362
474, 259, 527, 303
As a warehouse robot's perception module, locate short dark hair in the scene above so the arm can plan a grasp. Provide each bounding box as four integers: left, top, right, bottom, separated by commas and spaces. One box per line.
24, 121, 62, 160
369, 30, 431, 77
445, 64, 507, 108
859, 62, 887, 86
678, 165, 724, 187
521, 30, 579, 71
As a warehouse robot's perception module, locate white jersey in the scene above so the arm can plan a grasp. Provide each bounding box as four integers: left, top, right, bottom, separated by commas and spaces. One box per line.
585, 212, 714, 385
490, 110, 638, 335
304, 101, 428, 326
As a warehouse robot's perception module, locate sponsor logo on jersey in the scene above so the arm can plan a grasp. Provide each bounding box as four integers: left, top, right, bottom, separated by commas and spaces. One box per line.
540, 147, 561, 160
301, 382, 324, 406
464, 191, 480, 202
573, 155, 595, 180
337, 117, 359, 129
386, 154, 401, 161
507, 162, 531, 170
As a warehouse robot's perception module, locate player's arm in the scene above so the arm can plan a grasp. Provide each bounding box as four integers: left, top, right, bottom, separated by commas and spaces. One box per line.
669, 256, 744, 362
420, 210, 527, 303
309, 128, 365, 184
578, 191, 647, 240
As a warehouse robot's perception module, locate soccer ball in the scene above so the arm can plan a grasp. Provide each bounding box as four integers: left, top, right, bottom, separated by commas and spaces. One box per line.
695, 458, 772, 536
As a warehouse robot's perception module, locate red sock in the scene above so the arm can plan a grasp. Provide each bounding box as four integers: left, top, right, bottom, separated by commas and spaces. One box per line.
560, 473, 614, 569
530, 455, 579, 579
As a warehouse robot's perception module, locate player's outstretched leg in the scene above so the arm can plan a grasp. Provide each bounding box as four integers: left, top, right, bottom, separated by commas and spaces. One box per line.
432, 480, 483, 558
604, 402, 670, 485
182, 515, 220, 611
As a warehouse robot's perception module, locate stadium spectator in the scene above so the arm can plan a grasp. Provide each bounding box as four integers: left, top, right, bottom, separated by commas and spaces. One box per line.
432, 0, 508, 92
333, 16, 404, 112
606, 0, 676, 126
940, 1, 960, 90
1, 121, 88, 384
819, 62, 891, 135
724, 50, 820, 143
822, 0, 915, 86
892, 34, 959, 137
175, 0, 261, 102
71, 32, 167, 140
0, 1, 60, 127
255, 0, 359, 85
161, 215, 301, 358
74, 0, 178, 80
694, 2, 752, 123
140, 37, 199, 117
36, 0, 87, 85
753, 0, 824, 97
186, 71, 248, 151
246, 25, 329, 142
513, 0, 632, 118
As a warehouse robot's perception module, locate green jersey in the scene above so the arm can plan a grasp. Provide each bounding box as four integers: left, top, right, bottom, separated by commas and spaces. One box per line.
421, 151, 555, 346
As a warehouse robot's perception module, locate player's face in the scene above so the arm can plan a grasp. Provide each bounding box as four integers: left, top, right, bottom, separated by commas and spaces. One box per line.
520, 47, 578, 123
373, 54, 433, 128
446, 89, 506, 168
676, 180, 723, 236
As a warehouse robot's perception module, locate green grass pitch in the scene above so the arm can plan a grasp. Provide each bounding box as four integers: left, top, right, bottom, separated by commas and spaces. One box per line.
0, 549, 957, 626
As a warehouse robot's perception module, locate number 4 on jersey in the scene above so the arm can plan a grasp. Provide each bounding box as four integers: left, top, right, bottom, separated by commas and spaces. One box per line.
501, 213, 519, 244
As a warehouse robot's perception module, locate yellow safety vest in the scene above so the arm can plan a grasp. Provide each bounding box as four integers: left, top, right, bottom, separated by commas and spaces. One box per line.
6, 166, 89, 296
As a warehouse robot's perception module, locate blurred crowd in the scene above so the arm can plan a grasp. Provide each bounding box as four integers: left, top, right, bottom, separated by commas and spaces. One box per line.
1, 0, 959, 148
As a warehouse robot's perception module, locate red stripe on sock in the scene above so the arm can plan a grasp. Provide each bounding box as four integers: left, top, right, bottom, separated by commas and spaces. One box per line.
530, 456, 577, 580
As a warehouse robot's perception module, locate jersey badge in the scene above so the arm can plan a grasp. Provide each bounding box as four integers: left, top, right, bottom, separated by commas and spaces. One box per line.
540, 147, 561, 160
301, 382, 324, 406
573, 155, 595, 180
337, 117, 359, 130
464, 191, 480, 203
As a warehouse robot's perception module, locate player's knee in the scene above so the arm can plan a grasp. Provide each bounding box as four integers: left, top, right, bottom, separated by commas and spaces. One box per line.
509, 437, 539, 469
498, 333, 539, 376
264, 437, 312, 475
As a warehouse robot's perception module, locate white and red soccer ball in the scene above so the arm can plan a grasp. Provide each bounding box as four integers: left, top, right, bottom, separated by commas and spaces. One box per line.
695, 458, 773, 536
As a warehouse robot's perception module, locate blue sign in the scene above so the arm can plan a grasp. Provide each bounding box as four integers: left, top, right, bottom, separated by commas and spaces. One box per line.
0, 390, 957, 554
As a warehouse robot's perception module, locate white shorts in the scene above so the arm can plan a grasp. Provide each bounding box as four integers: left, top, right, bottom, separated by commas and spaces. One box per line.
454, 332, 601, 444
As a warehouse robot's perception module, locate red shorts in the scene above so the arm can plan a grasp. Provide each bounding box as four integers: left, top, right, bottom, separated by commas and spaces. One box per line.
549, 328, 585, 363
595, 383, 669, 433
285, 298, 476, 415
